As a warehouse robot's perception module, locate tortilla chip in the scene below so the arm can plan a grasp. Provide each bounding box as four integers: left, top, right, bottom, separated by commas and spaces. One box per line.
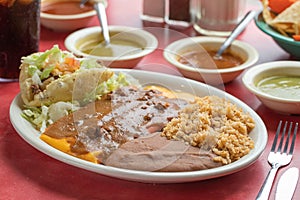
271, 1, 300, 24
262, 0, 300, 37
262, 0, 276, 24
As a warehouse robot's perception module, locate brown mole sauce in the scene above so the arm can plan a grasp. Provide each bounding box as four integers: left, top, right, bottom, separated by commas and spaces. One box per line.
178, 50, 244, 69
43, 87, 188, 162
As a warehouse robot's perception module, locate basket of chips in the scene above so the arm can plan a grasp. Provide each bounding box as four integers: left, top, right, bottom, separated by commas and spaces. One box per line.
255, 0, 300, 59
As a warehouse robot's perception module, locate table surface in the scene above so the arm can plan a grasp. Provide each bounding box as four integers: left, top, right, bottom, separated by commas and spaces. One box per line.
1, 0, 300, 199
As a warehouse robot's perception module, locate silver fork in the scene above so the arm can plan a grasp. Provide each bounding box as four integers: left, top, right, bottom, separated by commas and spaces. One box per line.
256, 120, 298, 200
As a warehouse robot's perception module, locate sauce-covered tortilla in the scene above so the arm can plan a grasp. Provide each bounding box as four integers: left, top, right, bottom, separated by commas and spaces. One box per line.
41, 86, 188, 163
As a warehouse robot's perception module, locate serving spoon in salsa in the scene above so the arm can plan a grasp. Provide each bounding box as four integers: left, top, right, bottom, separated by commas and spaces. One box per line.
80, 0, 110, 46
214, 10, 260, 60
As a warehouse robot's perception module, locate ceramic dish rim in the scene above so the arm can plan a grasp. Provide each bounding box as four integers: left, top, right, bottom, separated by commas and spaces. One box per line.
41, 10, 96, 20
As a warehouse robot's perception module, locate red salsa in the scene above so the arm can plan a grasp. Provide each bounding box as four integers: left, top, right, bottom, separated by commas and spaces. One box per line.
178, 50, 244, 69
42, 1, 93, 15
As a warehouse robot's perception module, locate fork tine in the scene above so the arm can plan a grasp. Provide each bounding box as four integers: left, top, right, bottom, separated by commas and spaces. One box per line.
289, 122, 298, 155
277, 121, 288, 152
271, 120, 282, 152
283, 122, 293, 153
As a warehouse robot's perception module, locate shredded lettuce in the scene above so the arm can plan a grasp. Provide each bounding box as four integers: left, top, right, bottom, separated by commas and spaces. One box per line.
40, 65, 55, 80
22, 105, 51, 133
82, 72, 140, 104
28, 65, 39, 76
80, 58, 102, 69
97, 73, 129, 94
21, 45, 75, 80
22, 45, 61, 68
22, 102, 79, 132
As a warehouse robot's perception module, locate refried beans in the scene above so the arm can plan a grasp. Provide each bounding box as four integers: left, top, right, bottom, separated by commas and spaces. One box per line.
105, 132, 222, 172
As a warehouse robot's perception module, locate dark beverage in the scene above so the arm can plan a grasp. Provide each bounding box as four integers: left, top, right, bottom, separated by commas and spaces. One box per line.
0, 0, 40, 81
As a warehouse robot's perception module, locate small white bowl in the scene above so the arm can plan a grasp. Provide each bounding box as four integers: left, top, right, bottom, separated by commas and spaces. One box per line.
64, 26, 158, 68
163, 36, 259, 85
40, 0, 97, 32
242, 61, 300, 115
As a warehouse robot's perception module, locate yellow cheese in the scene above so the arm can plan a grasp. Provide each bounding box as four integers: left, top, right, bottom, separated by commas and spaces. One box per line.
40, 134, 98, 163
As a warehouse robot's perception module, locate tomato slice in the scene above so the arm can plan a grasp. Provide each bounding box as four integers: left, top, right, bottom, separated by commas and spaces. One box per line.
268, 0, 297, 13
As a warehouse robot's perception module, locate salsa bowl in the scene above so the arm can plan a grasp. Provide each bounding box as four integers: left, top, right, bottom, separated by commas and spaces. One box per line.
163, 36, 259, 85
40, 0, 97, 32
64, 26, 158, 68
242, 61, 300, 115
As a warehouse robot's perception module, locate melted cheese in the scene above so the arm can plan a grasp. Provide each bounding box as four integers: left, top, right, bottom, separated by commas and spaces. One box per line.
40, 134, 98, 163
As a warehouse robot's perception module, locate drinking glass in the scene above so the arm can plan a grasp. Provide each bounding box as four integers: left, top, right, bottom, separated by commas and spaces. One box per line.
0, 0, 41, 82
193, 0, 247, 36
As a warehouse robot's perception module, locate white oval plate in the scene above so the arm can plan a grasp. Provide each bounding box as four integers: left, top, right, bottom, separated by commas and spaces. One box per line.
10, 69, 267, 183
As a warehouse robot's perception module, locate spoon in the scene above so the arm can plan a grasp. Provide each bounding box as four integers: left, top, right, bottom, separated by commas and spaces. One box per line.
214, 10, 259, 60
81, 0, 110, 46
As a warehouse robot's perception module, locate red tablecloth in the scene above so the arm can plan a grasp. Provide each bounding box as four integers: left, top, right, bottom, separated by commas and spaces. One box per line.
1, 0, 300, 199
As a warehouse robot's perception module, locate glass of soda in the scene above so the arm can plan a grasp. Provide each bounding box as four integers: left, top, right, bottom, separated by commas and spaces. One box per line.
0, 0, 41, 82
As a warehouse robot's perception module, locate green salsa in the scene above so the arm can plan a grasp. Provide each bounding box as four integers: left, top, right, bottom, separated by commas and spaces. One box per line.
78, 31, 144, 57
257, 76, 300, 100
